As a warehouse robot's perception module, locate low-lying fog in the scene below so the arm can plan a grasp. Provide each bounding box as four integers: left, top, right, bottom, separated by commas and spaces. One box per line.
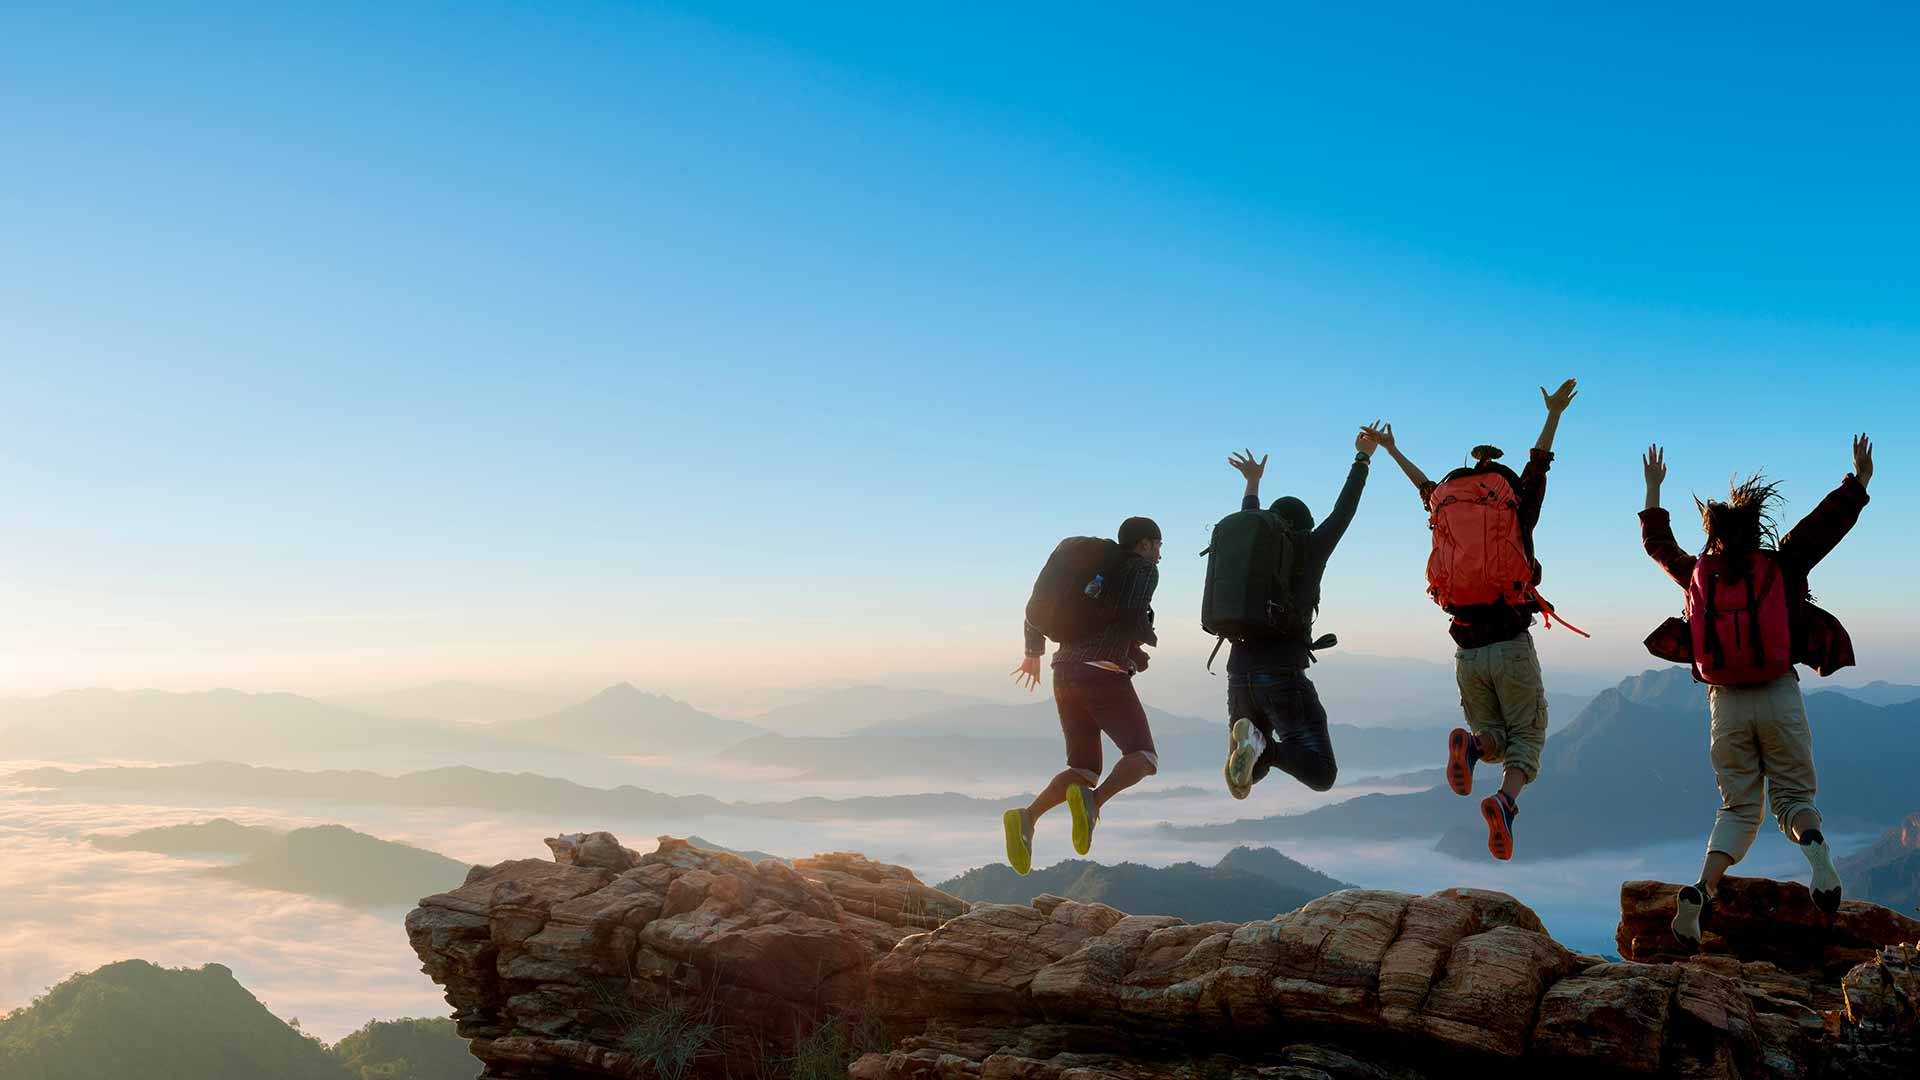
1, 754, 1856, 1041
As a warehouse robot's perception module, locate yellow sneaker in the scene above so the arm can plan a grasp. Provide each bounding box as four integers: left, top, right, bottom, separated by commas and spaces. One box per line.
1002, 808, 1033, 876
1066, 784, 1096, 856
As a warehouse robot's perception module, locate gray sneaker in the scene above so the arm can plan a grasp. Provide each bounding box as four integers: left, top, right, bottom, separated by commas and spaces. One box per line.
1803, 837, 1843, 915
1671, 884, 1711, 949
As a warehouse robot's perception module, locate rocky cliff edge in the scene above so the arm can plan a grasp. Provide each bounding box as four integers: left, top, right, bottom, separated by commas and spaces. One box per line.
407, 833, 1920, 1079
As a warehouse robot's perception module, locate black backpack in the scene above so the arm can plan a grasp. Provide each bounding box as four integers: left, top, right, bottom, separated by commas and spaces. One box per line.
1201, 509, 1301, 645
1026, 537, 1130, 644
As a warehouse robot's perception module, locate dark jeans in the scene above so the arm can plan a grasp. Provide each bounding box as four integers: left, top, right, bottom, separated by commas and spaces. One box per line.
1227, 670, 1337, 792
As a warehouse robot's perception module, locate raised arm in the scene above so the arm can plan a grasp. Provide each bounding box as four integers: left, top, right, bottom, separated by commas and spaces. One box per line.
1230, 449, 1267, 511
1778, 434, 1874, 576
1534, 378, 1578, 454
1361, 422, 1431, 496
1314, 428, 1376, 549
1638, 443, 1695, 586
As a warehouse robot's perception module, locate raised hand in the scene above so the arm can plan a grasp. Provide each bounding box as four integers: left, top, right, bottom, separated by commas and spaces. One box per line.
1011, 655, 1042, 692
1542, 378, 1579, 414
1355, 425, 1379, 457
1643, 444, 1666, 486
1853, 433, 1873, 489
1229, 448, 1267, 481
1360, 421, 1394, 451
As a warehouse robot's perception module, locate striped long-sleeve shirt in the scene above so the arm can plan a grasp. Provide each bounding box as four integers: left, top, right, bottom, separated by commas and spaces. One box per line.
1024, 557, 1158, 672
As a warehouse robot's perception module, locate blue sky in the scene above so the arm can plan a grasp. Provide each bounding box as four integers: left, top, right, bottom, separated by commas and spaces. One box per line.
1, 2, 1915, 700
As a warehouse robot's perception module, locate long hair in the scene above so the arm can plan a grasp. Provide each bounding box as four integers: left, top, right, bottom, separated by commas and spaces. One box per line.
1695, 473, 1782, 579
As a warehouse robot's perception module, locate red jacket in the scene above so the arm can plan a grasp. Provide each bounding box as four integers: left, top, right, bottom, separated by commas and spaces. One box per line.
1639, 474, 1870, 677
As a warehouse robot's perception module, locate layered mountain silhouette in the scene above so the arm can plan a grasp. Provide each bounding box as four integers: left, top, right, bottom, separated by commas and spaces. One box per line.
935, 845, 1352, 923
87, 819, 473, 908
1168, 667, 1920, 861
0, 960, 476, 1079
327, 680, 571, 725
1839, 811, 1920, 915
753, 685, 993, 737
489, 682, 760, 752
15, 761, 1014, 822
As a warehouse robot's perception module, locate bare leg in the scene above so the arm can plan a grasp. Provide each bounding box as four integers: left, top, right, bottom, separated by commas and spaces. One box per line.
1027, 768, 1096, 824
1788, 808, 1823, 843
1698, 850, 1737, 894
1091, 752, 1158, 817
1499, 765, 1528, 801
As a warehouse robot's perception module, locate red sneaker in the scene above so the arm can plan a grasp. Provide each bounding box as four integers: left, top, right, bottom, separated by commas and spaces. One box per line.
1481, 792, 1517, 861
1446, 728, 1480, 796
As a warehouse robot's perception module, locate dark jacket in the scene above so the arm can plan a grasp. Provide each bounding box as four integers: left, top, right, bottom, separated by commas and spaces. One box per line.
1228, 459, 1369, 674
1639, 474, 1869, 677
1419, 448, 1554, 650
1024, 555, 1158, 673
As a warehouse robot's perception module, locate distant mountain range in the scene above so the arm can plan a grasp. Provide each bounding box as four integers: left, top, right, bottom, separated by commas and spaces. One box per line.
752, 685, 993, 737
1838, 811, 1920, 915
327, 681, 572, 725
15, 760, 1021, 823
87, 819, 474, 908
0, 960, 475, 1079
936, 845, 1351, 923
488, 682, 761, 753
1827, 680, 1920, 708
1165, 668, 1920, 862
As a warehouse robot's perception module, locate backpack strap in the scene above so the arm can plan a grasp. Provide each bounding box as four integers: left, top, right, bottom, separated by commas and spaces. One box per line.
1701, 569, 1726, 671
1530, 589, 1591, 638
1746, 557, 1780, 666
1206, 635, 1226, 673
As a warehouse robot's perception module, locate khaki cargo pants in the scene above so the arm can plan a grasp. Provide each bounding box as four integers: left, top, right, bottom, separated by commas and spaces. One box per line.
1454, 631, 1548, 781
1706, 672, 1819, 863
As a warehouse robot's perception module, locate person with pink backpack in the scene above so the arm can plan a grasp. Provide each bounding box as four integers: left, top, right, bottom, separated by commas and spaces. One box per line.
1639, 435, 1874, 948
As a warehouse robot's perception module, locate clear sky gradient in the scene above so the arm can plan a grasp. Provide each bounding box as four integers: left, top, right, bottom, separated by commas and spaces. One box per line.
2, 3, 1915, 700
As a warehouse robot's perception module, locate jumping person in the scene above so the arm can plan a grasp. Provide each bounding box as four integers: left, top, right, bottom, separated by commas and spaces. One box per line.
1363, 378, 1579, 860
1006, 517, 1163, 875
1640, 436, 1873, 947
1217, 430, 1376, 798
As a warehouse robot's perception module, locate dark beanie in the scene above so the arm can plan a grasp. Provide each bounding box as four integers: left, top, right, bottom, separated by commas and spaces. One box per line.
1117, 516, 1162, 550
1270, 496, 1315, 532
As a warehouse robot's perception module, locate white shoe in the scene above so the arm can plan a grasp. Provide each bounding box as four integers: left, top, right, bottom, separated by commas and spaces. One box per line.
1224, 718, 1263, 800
1671, 884, 1710, 949
1803, 837, 1842, 915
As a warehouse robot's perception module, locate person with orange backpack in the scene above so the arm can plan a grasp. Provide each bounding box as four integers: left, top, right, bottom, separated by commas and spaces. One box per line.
1639, 436, 1873, 948
1361, 378, 1579, 861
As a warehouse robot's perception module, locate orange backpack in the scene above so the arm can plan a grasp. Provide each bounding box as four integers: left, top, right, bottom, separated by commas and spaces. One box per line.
1425, 471, 1587, 636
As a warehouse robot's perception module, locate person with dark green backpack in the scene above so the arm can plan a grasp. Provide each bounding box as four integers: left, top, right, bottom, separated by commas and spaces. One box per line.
1211, 429, 1377, 799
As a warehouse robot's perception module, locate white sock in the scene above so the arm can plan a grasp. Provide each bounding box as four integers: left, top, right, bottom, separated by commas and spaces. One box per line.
1250, 726, 1269, 756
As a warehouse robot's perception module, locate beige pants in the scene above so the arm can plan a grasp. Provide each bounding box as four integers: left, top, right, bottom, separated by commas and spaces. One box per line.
1454, 632, 1547, 781
1706, 672, 1819, 862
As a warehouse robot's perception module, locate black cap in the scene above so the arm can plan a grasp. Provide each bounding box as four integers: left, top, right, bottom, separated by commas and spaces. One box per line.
1118, 516, 1161, 549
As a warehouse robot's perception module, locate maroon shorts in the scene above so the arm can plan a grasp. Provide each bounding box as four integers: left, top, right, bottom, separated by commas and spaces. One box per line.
1052, 667, 1156, 775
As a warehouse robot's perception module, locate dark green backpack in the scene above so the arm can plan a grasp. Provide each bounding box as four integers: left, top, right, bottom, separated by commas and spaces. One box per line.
1201, 509, 1301, 655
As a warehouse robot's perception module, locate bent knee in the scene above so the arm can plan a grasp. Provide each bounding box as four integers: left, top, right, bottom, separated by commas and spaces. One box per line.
1305, 765, 1337, 792
1128, 750, 1159, 776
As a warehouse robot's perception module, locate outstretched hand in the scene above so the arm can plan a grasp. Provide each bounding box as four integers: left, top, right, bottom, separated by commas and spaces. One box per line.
1355, 420, 1381, 458
1229, 448, 1267, 481
1011, 655, 1042, 692
1360, 421, 1394, 451
1542, 378, 1579, 414
1643, 444, 1666, 486
1853, 433, 1873, 489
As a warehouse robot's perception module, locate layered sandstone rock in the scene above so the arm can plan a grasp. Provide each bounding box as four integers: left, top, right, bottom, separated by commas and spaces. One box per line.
409, 836, 1920, 1080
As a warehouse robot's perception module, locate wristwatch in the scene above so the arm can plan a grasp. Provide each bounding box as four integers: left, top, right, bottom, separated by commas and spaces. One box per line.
1355, 451, 1372, 464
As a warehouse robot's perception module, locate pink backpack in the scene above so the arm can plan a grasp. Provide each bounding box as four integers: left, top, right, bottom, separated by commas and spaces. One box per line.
1687, 552, 1792, 685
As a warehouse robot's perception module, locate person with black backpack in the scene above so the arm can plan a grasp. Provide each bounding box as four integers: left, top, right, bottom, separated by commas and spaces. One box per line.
1213, 432, 1375, 799
1639, 435, 1873, 948
1005, 517, 1163, 875
1361, 378, 1579, 861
